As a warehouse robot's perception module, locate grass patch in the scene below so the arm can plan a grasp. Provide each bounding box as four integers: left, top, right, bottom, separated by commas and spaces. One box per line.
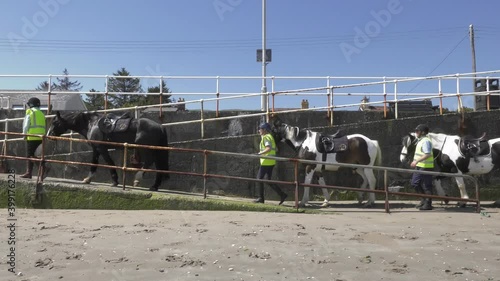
0, 178, 316, 214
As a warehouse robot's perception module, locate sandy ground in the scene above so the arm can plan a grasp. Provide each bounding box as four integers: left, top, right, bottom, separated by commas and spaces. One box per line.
1, 204, 500, 281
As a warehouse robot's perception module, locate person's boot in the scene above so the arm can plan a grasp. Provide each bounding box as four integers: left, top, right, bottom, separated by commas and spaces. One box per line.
20, 161, 33, 179
414, 186, 424, 208
419, 198, 433, 211
279, 193, 287, 205
270, 184, 287, 205
253, 182, 265, 203
415, 198, 425, 209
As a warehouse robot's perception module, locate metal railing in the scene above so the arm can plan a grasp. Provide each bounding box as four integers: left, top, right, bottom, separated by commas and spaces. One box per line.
1, 70, 500, 142
0, 131, 481, 213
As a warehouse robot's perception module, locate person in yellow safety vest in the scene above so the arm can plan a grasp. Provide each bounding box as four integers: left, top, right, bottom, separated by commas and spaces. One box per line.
20, 97, 49, 179
253, 122, 287, 205
410, 124, 434, 210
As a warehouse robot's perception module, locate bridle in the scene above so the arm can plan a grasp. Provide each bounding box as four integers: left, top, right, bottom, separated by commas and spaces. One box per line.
401, 133, 445, 162
400, 135, 418, 162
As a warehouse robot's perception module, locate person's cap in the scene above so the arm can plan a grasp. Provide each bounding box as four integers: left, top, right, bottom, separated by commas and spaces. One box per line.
259, 122, 272, 131
27, 97, 41, 108
414, 124, 429, 133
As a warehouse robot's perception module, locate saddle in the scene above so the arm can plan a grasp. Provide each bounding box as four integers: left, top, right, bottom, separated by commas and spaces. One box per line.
97, 112, 133, 134
316, 130, 348, 154
455, 132, 490, 162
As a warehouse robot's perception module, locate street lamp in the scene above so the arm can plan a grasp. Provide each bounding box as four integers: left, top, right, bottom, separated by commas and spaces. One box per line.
261, 0, 268, 111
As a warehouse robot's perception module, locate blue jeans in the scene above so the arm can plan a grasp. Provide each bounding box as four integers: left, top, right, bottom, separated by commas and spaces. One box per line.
411, 167, 433, 194
256, 165, 285, 199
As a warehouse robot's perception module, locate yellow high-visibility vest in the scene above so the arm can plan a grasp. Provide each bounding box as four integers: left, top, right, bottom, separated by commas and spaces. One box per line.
414, 136, 434, 168
260, 133, 277, 166
26, 108, 46, 141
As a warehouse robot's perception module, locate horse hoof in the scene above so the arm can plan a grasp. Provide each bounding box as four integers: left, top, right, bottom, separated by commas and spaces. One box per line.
457, 202, 467, 208
82, 178, 91, 184
111, 182, 118, 187
321, 202, 329, 208
149, 187, 158, 191
133, 180, 140, 187
298, 202, 306, 208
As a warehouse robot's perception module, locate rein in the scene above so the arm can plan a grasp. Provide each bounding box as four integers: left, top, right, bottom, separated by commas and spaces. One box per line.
434, 135, 446, 161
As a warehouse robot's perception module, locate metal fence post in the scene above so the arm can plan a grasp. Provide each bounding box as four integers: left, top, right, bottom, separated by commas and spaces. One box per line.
393, 80, 399, 119
122, 143, 128, 190
200, 99, 205, 139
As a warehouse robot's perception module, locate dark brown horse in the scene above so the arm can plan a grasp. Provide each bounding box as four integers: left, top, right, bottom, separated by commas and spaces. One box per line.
47, 111, 170, 191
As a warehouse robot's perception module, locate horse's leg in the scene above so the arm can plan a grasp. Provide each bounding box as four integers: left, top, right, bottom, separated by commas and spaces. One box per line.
151, 148, 169, 191
363, 168, 377, 207
455, 177, 469, 208
150, 158, 164, 192
317, 172, 331, 207
83, 147, 99, 184
356, 168, 375, 208
433, 178, 449, 205
100, 149, 119, 187
134, 151, 160, 191
133, 171, 144, 187
300, 166, 315, 207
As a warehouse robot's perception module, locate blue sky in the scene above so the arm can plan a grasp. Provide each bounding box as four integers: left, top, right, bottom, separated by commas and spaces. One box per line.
1, 0, 499, 110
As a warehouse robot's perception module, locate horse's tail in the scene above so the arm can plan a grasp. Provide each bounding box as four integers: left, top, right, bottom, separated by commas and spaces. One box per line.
373, 140, 383, 166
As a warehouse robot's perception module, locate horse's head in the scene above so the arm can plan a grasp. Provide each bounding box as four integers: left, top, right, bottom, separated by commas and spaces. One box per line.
271, 122, 304, 151
47, 111, 70, 136
400, 133, 417, 164
47, 111, 95, 137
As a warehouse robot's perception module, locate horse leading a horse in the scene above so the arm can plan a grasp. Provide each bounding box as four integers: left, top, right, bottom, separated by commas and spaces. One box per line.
271, 118, 382, 207
47, 111, 170, 191
400, 131, 500, 204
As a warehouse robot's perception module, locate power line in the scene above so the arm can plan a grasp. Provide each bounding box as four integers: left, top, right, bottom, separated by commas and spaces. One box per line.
408, 34, 468, 93
0, 26, 468, 54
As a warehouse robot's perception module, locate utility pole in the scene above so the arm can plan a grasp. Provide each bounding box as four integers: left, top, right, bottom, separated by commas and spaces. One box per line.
469, 24, 477, 110
261, 0, 268, 112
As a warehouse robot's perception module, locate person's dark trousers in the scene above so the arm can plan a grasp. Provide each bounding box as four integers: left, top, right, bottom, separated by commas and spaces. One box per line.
255, 165, 287, 204
21, 140, 42, 179
411, 167, 434, 210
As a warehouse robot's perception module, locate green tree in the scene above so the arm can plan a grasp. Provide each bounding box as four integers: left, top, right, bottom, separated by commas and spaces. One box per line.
35, 81, 57, 91
55, 68, 82, 91
84, 88, 105, 110
35, 69, 82, 93
141, 80, 172, 106
107, 67, 144, 108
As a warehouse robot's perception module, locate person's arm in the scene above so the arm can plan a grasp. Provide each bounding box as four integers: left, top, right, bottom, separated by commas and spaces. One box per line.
22, 113, 30, 135
258, 145, 272, 155
258, 136, 273, 155
410, 140, 432, 167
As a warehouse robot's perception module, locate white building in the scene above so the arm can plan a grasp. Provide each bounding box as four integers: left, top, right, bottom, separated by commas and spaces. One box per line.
0, 91, 87, 111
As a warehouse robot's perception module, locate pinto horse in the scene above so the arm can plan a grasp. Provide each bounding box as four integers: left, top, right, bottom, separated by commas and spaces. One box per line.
400, 132, 500, 205
272, 120, 382, 207
47, 111, 170, 191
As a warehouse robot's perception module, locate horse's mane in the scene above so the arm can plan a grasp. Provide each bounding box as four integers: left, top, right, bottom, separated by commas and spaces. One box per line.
59, 111, 99, 130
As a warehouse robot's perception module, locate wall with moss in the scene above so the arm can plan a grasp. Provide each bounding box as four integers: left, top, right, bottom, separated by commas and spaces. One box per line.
0, 177, 303, 213
2, 109, 500, 201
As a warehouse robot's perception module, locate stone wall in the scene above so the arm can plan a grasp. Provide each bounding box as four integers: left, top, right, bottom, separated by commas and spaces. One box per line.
2, 108, 500, 200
